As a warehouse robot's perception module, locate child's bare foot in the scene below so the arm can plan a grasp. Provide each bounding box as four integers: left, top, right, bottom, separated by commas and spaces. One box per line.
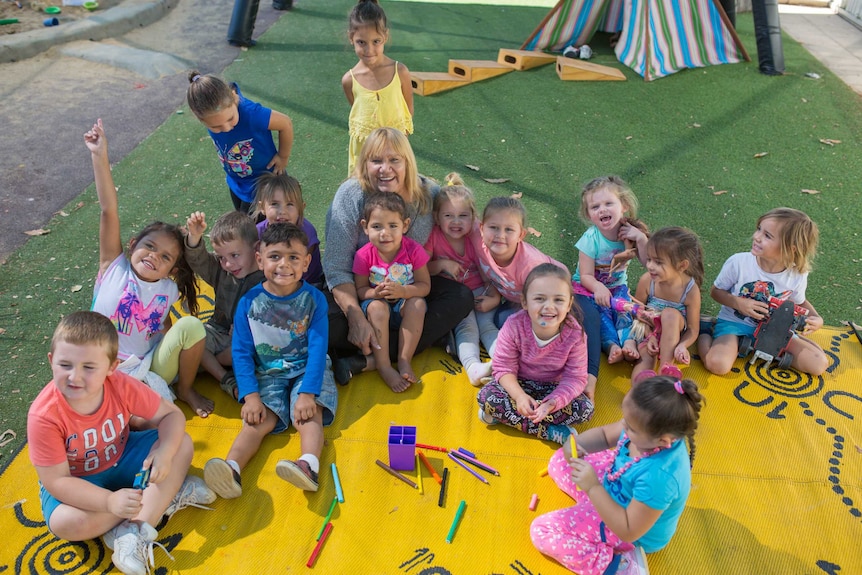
398, 360, 418, 385
607, 345, 624, 364
380, 365, 411, 393
622, 341, 640, 361
178, 388, 215, 418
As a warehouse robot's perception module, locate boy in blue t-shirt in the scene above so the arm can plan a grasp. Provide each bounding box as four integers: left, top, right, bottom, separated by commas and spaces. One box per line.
203, 223, 337, 498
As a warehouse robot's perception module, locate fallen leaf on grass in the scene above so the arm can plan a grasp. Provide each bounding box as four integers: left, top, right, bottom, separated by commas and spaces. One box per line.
801, 189, 821, 195
24, 228, 50, 236
0, 328, 5, 335
465, 164, 480, 171
510, 192, 523, 199
527, 227, 542, 238
483, 178, 510, 184
692, 123, 701, 128
70, 285, 83, 293
819, 138, 842, 146
713, 190, 728, 196
625, 136, 633, 140
753, 152, 769, 158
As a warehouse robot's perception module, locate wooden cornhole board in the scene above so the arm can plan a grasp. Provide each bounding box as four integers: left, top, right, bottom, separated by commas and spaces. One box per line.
555, 56, 626, 81
497, 48, 556, 71
448, 59, 514, 82
409, 71, 470, 96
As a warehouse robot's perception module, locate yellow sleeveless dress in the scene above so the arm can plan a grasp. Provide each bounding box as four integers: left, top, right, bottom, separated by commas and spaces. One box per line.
347, 62, 414, 175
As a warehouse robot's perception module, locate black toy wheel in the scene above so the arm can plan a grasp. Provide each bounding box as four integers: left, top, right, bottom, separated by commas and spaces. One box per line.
739, 336, 753, 356
778, 352, 794, 369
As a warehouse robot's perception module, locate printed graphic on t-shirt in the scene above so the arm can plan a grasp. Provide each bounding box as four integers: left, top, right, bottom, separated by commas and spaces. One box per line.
65, 413, 130, 474
217, 138, 254, 177
248, 292, 311, 376
370, 262, 414, 287
113, 280, 170, 341
734, 280, 793, 321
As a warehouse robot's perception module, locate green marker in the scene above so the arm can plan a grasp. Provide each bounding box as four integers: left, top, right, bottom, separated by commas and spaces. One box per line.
446, 500, 467, 543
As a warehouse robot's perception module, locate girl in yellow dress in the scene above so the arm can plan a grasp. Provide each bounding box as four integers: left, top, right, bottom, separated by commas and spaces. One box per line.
341, 0, 414, 176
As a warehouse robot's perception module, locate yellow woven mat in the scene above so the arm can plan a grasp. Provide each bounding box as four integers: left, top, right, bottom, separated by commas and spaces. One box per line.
1, 326, 860, 574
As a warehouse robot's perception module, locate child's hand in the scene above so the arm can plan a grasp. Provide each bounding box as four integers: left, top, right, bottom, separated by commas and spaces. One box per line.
107, 488, 144, 519
735, 296, 769, 321
293, 393, 318, 425
674, 344, 691, 365
530, 398, 556, 423
267, 152, 288, 175
378, 279, 406, 301
186, 211, 207, 242
437, 259, 464, 280
569, 458, 601, 492
83, 119, 106, 156
593, 284, 612, 308
514, 393, 538, 418
618, 222, 646, 244
241, 393, 266, 425
139, 450, 170, 484
803, 314, 823, 334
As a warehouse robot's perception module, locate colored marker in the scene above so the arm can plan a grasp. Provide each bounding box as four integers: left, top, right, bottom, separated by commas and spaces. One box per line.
415, 454, 423, 495
331, 463, 344, 503
457, 447, 475, 458
306, 522, 333, 567
570, 433, 579, 491
449, 449, 500, 476
438, 467, 449, 507
317, 497, 338, 541
416, 443, 449, 453
538, 466, 549, 477
529, 493, 538, 511
375, 459, 418, 489
446, 500, 467, 543
418, 451, 443, 485
447, 452, 489, 485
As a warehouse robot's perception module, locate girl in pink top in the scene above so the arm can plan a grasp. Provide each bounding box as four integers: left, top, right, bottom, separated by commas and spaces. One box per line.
424, 173, 497, 386
477, 264, 593, 444
471, 197, 570, 361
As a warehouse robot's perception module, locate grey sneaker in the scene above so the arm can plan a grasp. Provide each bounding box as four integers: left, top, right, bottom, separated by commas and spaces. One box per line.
478, 406, 498, 425
204, 458, 242, 499
110, 521, 172, 575
164, 475, 216, 520
275, 459, 319, 491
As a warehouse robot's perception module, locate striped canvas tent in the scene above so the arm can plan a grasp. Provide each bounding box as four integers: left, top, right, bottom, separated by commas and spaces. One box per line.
522, 0, 748, 81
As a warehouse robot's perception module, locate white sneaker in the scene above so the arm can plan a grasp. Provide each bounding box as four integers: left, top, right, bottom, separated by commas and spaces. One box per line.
110, 521, 172, 575
617, 546, 650, 575
164, 475, 216, 520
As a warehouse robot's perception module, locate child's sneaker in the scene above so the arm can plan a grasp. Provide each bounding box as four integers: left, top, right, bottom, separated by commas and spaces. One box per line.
204, 458, 242, 499
333, 354, 366, 385
164, 475, 216, 520
478, 406, 498, 425
617, 545, 649, 575
276, 459, 319, 491
563, 45, 580, 59
109, 520, 171, 575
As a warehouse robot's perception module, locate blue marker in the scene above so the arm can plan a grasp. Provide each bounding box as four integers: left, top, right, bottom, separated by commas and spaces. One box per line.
332, 463, 345, 503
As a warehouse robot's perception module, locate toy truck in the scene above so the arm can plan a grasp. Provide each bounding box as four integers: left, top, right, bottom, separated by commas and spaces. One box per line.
738, 296, 808, 369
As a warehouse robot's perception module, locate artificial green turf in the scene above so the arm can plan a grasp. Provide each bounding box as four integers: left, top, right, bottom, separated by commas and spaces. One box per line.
0, 0, 860, 462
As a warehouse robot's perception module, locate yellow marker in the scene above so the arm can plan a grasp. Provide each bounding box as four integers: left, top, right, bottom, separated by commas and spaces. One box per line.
416, 454, 424, 494
538, 466, 548, 477
570, 433, 579, 491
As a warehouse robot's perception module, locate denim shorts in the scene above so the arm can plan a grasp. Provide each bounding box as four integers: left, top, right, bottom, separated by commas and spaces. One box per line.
39, 428, 159, 531
360, 298, 406, 328
257, 356, 338, 433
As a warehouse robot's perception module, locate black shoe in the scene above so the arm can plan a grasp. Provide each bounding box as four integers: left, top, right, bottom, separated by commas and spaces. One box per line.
333, 354, 366, 386
228, 38, 257, 48
272, 0, 293, 9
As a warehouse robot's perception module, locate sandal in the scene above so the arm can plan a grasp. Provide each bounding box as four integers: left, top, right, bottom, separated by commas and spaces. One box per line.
219, 372, 238, 399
